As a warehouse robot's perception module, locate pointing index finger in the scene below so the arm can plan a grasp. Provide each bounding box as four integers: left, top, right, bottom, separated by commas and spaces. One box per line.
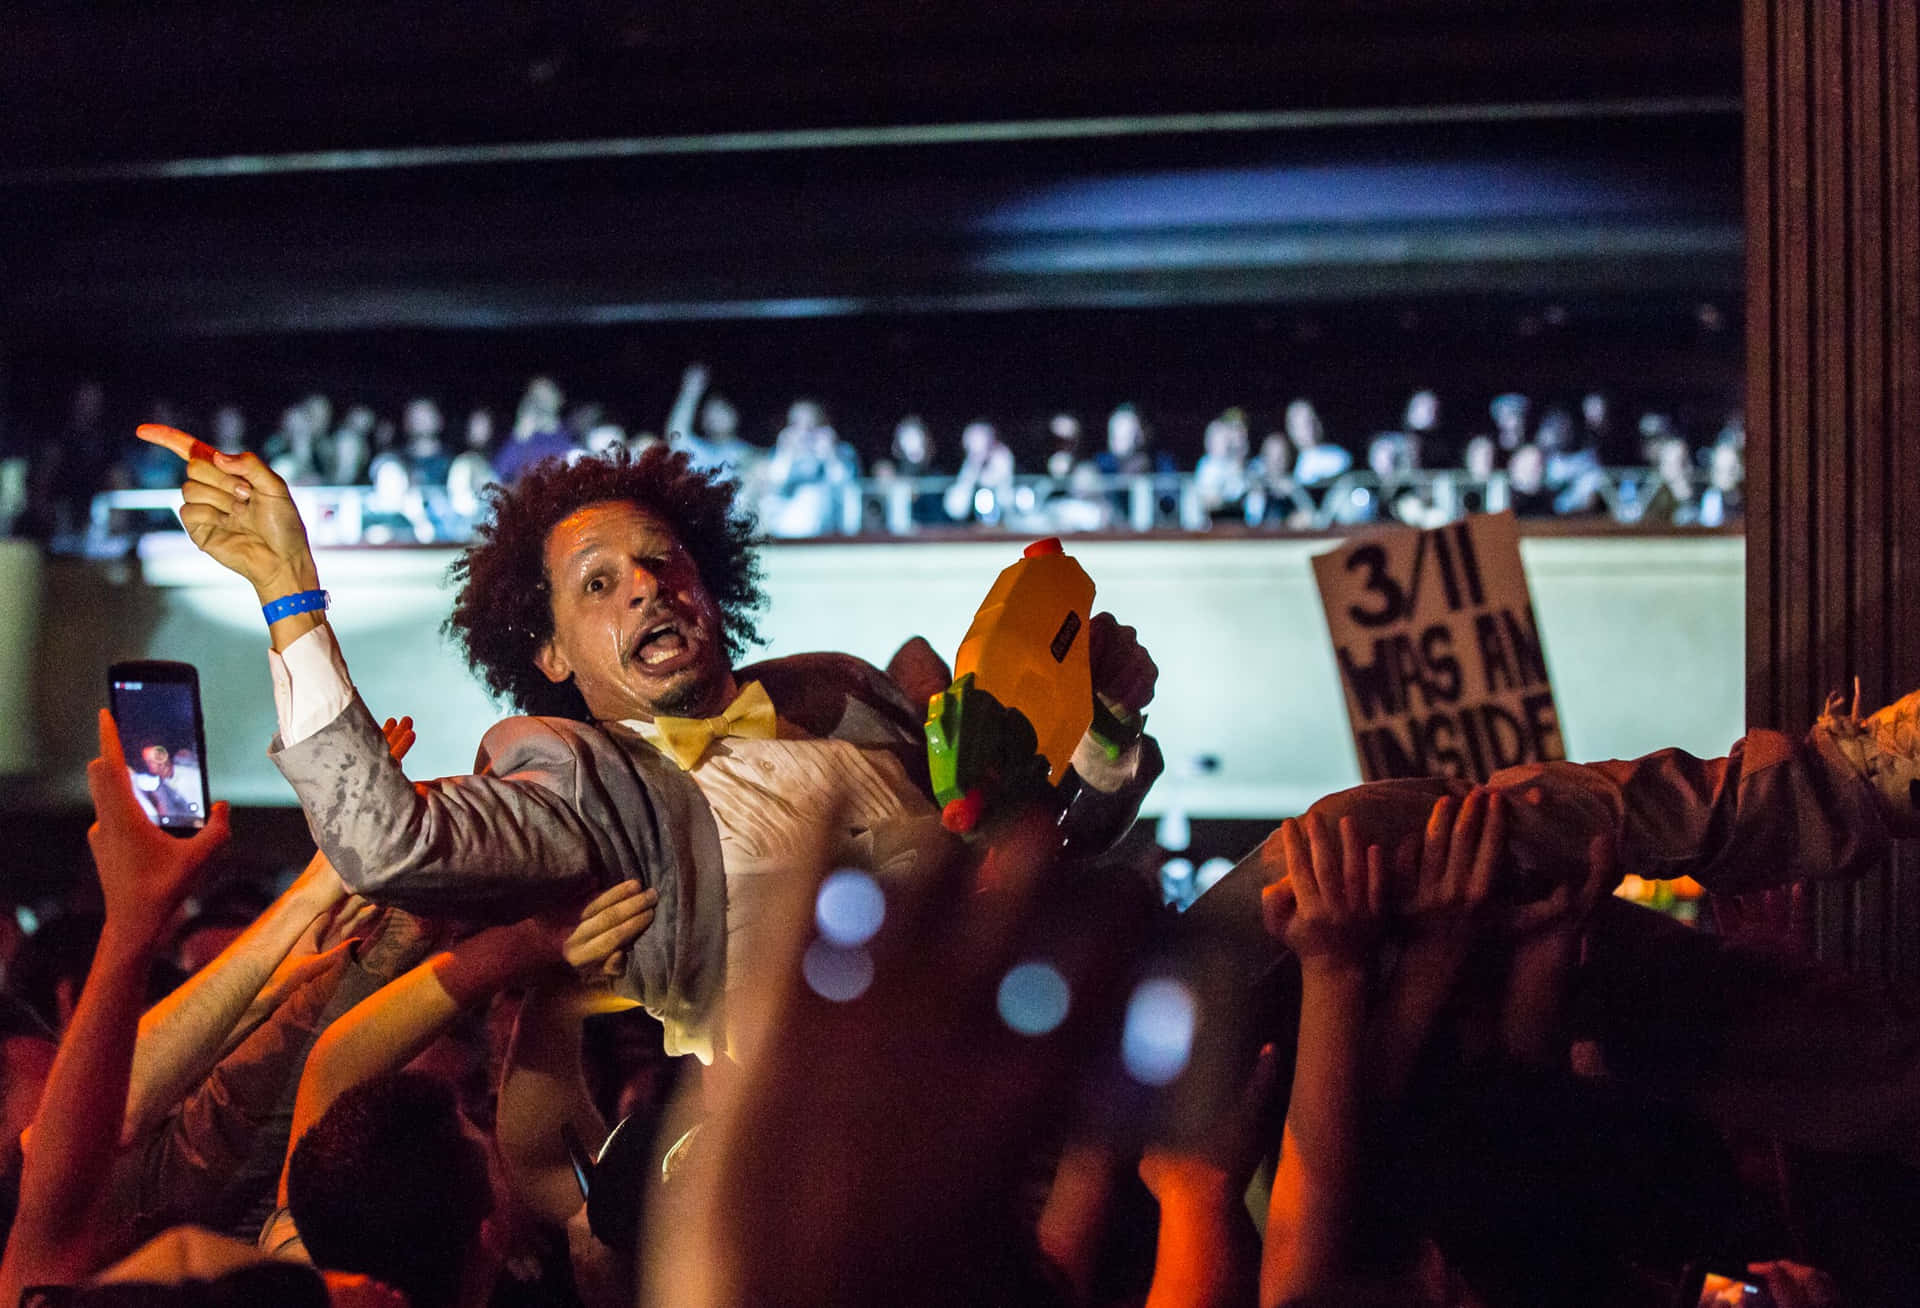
136, 423, 216, 464
97, 707, 127, 771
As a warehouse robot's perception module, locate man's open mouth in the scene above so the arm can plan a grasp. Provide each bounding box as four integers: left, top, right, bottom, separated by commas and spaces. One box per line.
634, 621, 694, 669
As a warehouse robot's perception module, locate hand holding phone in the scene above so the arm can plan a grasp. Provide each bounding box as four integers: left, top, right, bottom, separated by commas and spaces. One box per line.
85, 708, 231, 946
107, 660, 210, 835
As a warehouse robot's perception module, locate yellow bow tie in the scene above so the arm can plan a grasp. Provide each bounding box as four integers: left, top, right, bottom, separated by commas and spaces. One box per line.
641, 680, 778, 770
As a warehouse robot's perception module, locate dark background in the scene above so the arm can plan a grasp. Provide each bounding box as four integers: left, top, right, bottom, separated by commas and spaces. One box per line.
0, 0, 1745, 461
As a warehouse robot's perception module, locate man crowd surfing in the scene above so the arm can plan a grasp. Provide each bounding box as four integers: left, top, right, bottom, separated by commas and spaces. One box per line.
0, 420, 1911, 1306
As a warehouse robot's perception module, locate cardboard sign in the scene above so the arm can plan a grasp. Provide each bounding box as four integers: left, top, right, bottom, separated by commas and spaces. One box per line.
1312, 511, 1564, 783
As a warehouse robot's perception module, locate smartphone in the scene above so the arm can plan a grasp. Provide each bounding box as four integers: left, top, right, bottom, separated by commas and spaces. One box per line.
107, 660, 210, 835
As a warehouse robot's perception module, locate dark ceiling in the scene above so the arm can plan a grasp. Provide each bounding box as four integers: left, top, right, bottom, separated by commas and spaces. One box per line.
0, 1, 1744, 339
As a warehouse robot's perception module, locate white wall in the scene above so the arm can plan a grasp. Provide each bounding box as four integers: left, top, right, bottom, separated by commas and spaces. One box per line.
12, 533, 1744, 816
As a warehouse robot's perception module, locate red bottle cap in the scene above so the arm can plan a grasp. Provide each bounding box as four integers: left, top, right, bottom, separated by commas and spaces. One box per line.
941, 790, 984, 833
1023, 537, 1065, 558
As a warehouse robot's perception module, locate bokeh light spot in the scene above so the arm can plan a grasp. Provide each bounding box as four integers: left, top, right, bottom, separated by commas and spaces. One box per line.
997, 961, 1071, 1036
802, 940, 874, 1003
1122, 977, 1196, 1086
815, 870, 886, 947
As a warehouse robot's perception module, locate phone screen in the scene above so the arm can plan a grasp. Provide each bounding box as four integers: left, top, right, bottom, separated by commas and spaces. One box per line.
108, 663, 209, 834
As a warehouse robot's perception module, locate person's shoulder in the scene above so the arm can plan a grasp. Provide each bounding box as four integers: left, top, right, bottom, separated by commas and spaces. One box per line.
476, 712, 630, 767
741, 651, 894, 700
740, 652, 918, 738
476, 711, 705, 791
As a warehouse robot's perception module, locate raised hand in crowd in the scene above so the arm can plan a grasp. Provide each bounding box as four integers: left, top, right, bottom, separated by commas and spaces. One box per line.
1259, 793, 1515, 1307
0, 711, 232, 1303
1498, 825, 1613, 1069
1742, 1259, 1844, 1308
649, 811, 1156, 1308
122, 715, 414, 1144
282, 875, 659, 1201
1373, 789, 1505, 1099
270, 875, 658, 1295
1259, 813, 1386, 1307
1710, 881, 1814, 957
1138, 1043, 1279, 1308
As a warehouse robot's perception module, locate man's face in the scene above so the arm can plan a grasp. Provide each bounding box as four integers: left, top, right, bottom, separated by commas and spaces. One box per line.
535, 501, 734, 721
142, 745, 174, 778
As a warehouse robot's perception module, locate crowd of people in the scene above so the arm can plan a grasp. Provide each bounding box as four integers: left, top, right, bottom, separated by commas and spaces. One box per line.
0, 425, 1903, 1307
5, 367, 1745, 548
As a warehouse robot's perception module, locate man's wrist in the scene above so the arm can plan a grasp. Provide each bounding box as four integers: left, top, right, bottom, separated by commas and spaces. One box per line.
1297, 955, 1369, 987
252, 556, 322, 606
256, 559, 327, 652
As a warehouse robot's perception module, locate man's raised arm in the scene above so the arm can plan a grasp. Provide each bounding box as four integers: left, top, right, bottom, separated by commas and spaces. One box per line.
137, 426, 728, 1049
136, 426, 607, 910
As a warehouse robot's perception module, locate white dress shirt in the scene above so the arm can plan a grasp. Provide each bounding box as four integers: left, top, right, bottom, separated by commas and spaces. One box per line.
627, 716, 933, 997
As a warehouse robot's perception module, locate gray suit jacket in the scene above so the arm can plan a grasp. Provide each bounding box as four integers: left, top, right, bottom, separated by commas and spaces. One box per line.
272, 650, 1161, 1057
272, 691, 728, 1055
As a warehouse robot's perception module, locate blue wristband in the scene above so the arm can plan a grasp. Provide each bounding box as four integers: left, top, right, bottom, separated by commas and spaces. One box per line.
262, 589, 330, 625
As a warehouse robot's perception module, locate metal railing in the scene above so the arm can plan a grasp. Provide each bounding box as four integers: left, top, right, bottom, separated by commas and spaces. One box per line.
77, 464, 1727, 550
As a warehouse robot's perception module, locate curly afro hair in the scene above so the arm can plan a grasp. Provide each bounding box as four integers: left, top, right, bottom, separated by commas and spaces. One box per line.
446, 447, 764, 721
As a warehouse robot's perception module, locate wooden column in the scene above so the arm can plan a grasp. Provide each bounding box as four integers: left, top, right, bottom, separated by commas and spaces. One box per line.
1746, 0, 1920, 976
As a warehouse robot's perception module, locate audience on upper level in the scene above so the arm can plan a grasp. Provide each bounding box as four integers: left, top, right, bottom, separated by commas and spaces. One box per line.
6, 366, 1747, 548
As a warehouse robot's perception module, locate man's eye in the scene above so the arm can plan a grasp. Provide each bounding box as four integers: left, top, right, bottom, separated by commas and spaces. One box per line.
585, 576, 609, 595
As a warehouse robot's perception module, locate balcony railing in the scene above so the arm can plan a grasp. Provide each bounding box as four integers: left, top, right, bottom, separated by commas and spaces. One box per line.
74, 464, 1732, 551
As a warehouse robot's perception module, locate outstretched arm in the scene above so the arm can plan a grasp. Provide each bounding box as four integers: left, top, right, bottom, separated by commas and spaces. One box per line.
1260, 814, 1383, 1308
1499, 832, 1613, 1067
122, 852, 344, 1143
0, 712, 232, 1302
279, 881, 657, 1208
123, 716, 417, 1143
1140, 1044, 1278, 1308
1370, 790, 1504, 1101
495, 984, 613, 1227
271, 703, 621, 914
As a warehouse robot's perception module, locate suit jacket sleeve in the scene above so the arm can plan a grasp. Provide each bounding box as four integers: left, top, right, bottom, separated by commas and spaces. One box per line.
270, 696, 610, 916
1191, 726, 1892, 978
1478, 726, 1892, 895
1058, 731, 1165, 857
269, 696, 729, 1057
